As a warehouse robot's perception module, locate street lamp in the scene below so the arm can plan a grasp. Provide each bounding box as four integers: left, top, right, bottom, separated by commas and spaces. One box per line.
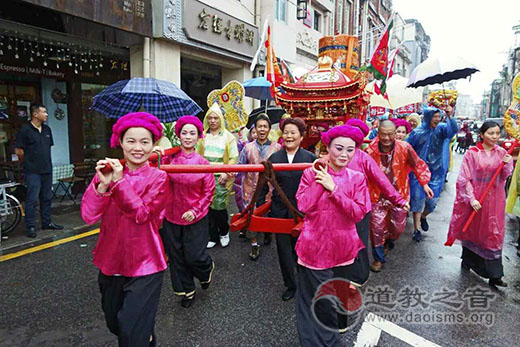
297, 0, 308, 20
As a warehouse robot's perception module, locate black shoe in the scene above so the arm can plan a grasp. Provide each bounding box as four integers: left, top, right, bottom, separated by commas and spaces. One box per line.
412, 230, 422, 242
282, 288, 296, 301
263, 233, 272, 246
181, 292, 196, 308
420, 218, 429, 231
42, 222, 64, 230
249, 245, 260, 261
238, 230, 246, 238
489, 278, 508, 287
26, 227, 37, 238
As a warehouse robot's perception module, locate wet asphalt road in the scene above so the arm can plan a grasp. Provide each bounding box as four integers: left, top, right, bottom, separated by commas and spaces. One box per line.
0, 151, 519, 347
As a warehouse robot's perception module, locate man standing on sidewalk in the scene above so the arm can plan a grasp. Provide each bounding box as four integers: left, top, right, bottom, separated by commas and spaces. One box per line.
15, 103, 63, 238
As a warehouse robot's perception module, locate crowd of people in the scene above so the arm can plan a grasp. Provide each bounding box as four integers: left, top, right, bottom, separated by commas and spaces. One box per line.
78, 104, 519, 346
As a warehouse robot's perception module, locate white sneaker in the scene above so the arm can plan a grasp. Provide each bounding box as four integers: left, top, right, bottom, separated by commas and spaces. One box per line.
220, 233, 230, 248
207, 241, 217, 249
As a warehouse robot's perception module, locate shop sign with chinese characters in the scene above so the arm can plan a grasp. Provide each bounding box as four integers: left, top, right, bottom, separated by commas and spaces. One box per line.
19, 0, 152, 36
183, 0, 259, 58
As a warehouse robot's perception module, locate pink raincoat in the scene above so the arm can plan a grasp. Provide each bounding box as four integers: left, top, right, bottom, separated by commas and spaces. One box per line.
81, 163, 169, 277
295, 166, 370, 269
348, 149, 407, 208
163, 150, 215, 225
448, 143, 513, 259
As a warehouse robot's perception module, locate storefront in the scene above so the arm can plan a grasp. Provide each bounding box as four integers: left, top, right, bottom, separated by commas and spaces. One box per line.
155, 0, 260, 114
0, 0, 150, 179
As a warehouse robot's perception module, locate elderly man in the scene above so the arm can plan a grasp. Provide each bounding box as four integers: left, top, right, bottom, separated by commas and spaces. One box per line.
198, 103, 239, 249
407, 106, 458, 241
366, 120, 433, 271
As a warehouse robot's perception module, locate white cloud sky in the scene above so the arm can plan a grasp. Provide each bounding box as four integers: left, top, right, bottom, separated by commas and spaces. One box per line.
393, 0, 520, 103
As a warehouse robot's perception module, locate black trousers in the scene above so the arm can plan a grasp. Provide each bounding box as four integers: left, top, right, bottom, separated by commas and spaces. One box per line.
162, 217, 214, 295
208, 208, 229, 242
98, 270, 164, 347
296, 266, 342, 347
24, 172, 52, 229
335, 212, 370, 286
276, 233, 298, 290
462, 246, 503, 279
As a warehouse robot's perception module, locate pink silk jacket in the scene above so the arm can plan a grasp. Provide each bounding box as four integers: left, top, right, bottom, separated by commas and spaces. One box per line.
81, 163, 168, 277
163, 150, 215, 225
295, 166, 370, 269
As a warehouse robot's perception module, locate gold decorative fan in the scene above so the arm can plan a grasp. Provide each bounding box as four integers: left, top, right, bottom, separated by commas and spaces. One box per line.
504, 74, 520, 139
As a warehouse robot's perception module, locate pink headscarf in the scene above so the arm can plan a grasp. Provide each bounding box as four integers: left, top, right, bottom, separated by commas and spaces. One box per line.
346, 118, 370, 137
321, 125, 364, 147
175, 115, 204, 138
391, 118, 412, 134
110, 112, 163, 148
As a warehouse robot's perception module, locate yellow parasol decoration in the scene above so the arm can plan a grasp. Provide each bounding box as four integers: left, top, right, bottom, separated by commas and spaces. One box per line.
207, 80, 248, 132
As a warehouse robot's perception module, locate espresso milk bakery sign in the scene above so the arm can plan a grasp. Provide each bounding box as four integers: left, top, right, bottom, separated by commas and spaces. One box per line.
183, 0, 259, 58
0, 63, 65, 79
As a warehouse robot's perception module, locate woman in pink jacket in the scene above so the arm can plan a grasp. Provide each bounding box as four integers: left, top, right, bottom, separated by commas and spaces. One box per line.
160, 116, 216, 308
81, 112, 168, 347
295, 125, 371, 347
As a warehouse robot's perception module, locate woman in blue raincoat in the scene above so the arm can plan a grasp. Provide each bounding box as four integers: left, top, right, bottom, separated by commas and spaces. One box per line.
407, 106, 458, 241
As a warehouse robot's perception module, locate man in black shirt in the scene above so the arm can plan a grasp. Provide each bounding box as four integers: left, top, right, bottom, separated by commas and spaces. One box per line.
15, 103, 63, 238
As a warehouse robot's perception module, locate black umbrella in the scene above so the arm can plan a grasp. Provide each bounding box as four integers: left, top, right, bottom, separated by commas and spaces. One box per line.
247, 106, 287, 128
407, 56, 479, 88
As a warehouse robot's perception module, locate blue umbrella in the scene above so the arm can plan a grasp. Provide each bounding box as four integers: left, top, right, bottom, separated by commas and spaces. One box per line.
242, 77, 274, 101
91, 77, 202, 122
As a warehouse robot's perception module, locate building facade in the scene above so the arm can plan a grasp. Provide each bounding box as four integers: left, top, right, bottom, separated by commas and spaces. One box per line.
403, 18, 430, 74
146, 0, 259, 113
0, 0, 145, 167
389, 12, 411, 77
359, 0, 392, 62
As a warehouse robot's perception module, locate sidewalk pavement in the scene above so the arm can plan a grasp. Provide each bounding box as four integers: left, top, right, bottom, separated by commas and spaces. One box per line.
0, 194, 97, 256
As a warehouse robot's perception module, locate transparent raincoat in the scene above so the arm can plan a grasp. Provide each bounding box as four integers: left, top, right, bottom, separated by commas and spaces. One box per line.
197, 104, 239, 210
407, 107, 458, 200
447, 143, 513, 259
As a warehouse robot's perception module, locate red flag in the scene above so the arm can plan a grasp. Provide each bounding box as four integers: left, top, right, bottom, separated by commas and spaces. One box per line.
265, 26, 284, 96
367, 18, 393, 94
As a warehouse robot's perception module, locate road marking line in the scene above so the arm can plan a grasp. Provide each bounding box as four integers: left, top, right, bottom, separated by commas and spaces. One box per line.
354, 316, 382, 347
0, 229, 99, 262
354, 313, 442, 347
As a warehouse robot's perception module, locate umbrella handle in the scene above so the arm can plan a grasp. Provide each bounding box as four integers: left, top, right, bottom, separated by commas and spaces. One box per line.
99, 147, 181, 174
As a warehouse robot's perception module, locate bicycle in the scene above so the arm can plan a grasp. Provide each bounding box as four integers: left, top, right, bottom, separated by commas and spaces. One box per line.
0, 181, 24, 237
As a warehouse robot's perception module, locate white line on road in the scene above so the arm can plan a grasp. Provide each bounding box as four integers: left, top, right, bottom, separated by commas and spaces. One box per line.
354, 313, 442, 347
